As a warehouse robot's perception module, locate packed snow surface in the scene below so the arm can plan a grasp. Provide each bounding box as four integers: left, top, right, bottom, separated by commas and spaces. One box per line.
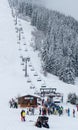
0, 0, 78, 130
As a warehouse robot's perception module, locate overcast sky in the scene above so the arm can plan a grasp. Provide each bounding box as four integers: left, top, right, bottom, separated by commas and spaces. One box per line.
35, 0, 78, 21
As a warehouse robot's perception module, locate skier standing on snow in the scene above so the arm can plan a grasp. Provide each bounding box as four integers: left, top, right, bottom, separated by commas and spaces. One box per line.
73, 109, 75, 117
39, 107, 41, 115
67, 108, 70, 117
9, 100, 13, 108
21, 110, 26, 121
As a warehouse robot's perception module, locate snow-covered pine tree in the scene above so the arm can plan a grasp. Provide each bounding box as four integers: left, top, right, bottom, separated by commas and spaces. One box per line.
31, 6, 38, 26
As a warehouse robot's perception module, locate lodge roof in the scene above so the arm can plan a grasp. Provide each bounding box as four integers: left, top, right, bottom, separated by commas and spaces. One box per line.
18, 94, 41, 99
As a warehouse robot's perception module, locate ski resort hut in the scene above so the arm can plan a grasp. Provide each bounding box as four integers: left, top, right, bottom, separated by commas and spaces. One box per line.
18, 94, 41, 108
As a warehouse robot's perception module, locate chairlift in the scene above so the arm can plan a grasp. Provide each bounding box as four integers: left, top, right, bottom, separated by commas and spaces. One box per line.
16, 30, 18, 33
29, 64, 32, 67
14, 22, 17, 25
21, 62, 24, 65
22, 57, 24, 62
22, 36, 25, 39
23, 43, 26, 45
20, 55, 23, 58
34, 72, 38, 76
41, 84, 46, 88
31, 68, 34, 71
18, 20, 20, 23
30, 86, 35, 89
37, 77, 42, 82
15, 26, 18, 29
24, 49, 28, 52
18, 48, 22, 51
21, 31, 24, 34
27, 78, 31, 83
33, 86, 35, 89
30, 86, 32, 89
19, 23, 21, 26
22, 69, 25, 71
18, 27, 22, 32
17, 41, 20, 44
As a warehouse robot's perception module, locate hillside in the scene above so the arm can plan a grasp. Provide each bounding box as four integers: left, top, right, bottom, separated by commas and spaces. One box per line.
0, 0, 78, 130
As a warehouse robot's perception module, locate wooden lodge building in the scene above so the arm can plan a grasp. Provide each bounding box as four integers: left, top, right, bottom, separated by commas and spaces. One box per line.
17, 94, 41, 108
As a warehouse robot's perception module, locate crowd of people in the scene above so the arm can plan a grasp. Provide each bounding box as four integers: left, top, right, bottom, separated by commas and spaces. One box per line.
9, 98, 18, 108
20, 106, 76, 123
9, 97, 77, 124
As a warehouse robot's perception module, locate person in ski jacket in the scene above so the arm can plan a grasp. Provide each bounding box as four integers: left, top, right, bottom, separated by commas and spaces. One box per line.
21, 110, 26, 121
9, 100, 13, 108
67, 108, 70, 117
73, 109, 75, 117
39, 107, 41, 115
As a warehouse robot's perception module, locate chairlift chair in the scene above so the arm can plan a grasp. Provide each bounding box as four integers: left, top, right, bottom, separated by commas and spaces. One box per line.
22, 36, 25, 39
27, 78, 31, 83
23, 43, 26, 45
24, 49, 28, 52
15, 26, 17, 29
19, 23, 21, 26
20, 55, 23, 58
29, 64, 32, 67
41, 84, 46, 88
22, 69, 25, 71
18, 48, 22, 51
21, 62, 24, 65
37, 77, 42, 82
16, 30, 18, 33
21, 31, 24, 34
30, 86, 35, 89
17, 41, 20, 44
34, 72, 38, 76
31, 68, 34, 71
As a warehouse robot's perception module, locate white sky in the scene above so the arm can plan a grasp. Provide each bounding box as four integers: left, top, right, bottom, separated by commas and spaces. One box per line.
38, 0, 78, 21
